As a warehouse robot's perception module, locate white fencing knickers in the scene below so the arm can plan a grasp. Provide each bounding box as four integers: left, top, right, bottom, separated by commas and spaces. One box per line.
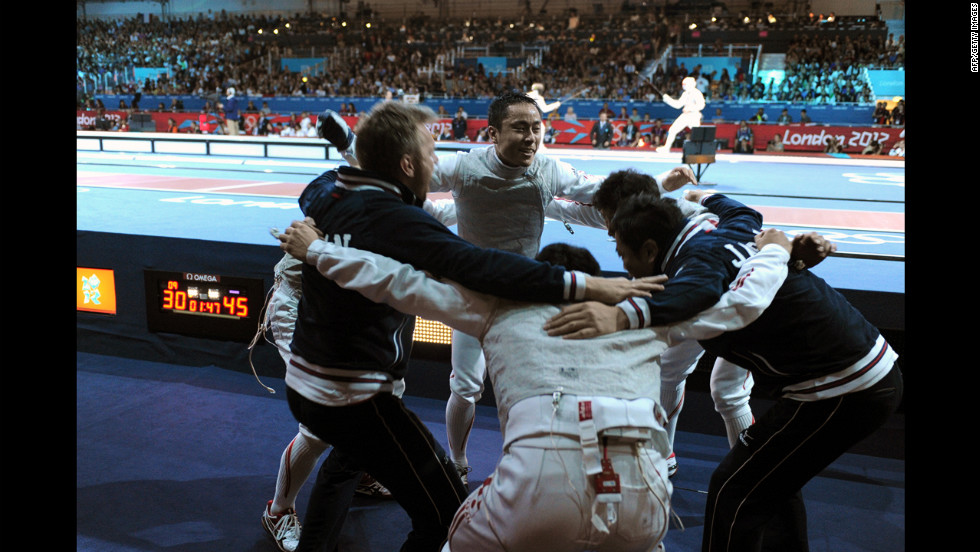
443, 395, 673, 552
663, 111, 703, 150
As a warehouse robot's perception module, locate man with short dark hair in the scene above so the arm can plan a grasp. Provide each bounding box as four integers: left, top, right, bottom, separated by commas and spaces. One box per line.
590, 110, 614, 148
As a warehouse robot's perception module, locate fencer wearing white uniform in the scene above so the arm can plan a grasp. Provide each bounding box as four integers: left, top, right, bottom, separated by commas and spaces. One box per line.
657, 76, 705, 153
430, 146, 683, 481
430, 141, 605, 481
528, 83, 562, 116
291, 235, 792, 552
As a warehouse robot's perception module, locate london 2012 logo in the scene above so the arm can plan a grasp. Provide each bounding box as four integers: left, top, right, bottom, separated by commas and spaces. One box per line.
78, 267, 117, 315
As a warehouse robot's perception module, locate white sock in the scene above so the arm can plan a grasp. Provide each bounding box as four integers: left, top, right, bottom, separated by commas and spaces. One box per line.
660, 380, 686, 452
271, 431, 329, 514
724, 408, 755, 449
445, 392, 475, 467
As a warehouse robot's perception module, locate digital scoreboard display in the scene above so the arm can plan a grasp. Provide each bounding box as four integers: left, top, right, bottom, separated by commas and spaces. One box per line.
144, 269, 265, 342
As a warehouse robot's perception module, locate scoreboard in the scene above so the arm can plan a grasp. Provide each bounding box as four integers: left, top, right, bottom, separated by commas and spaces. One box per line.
143, 269, 265, 342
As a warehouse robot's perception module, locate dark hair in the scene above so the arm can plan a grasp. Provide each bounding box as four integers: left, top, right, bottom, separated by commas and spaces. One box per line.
609, 194, 685, 254
535, 243, 601, 276
487, 90, 539, 129
593, 169, 662, 217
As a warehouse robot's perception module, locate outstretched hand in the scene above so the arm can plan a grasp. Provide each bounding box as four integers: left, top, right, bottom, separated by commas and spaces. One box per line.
660, 166, 699, 191
583, 274, 667, 305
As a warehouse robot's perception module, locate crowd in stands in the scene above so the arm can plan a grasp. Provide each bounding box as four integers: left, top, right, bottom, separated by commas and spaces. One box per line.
78, 8, 903, 107
77, 8, 904, 147
872, 98, 905, 126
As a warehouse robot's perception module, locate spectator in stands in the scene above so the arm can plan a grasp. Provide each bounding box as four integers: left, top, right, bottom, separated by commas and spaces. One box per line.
618, 118, 641, 147
776, 108, 792, 124
224, 87, 240, 136
697, 72, 710, 97
888, 138, 905, 157
436, 105, 450, 118
733, 121, 754, 153
766, 133, 785, 152
823, 136, 844, 153
711, 108, 725, 124
255, 118, 274, 136
590, 111, 614, 149
280, 121, 298, 137
245, 100, 259, 114
299, 112, 314, 132
598, 102, 615, 118
562, 106, 578, 123
299, 118, 318, 138
542, 119, 557, 145
169, 98, 184, 112
451, 111, 469, 141
648, 118, 666, 149
339, 103, 352, 116
799, 109, 812, 124
260, 101, 272, 116
872, 102, 890, 125
890, 100, 905, 126
861, 139, 883, 155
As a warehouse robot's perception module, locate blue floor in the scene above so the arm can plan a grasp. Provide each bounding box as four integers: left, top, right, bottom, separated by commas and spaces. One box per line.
76, 352, 905, 552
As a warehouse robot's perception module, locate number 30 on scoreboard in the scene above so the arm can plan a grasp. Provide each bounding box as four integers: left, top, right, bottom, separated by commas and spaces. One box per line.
144, 269, 264, 342
160, 280, 249, 318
